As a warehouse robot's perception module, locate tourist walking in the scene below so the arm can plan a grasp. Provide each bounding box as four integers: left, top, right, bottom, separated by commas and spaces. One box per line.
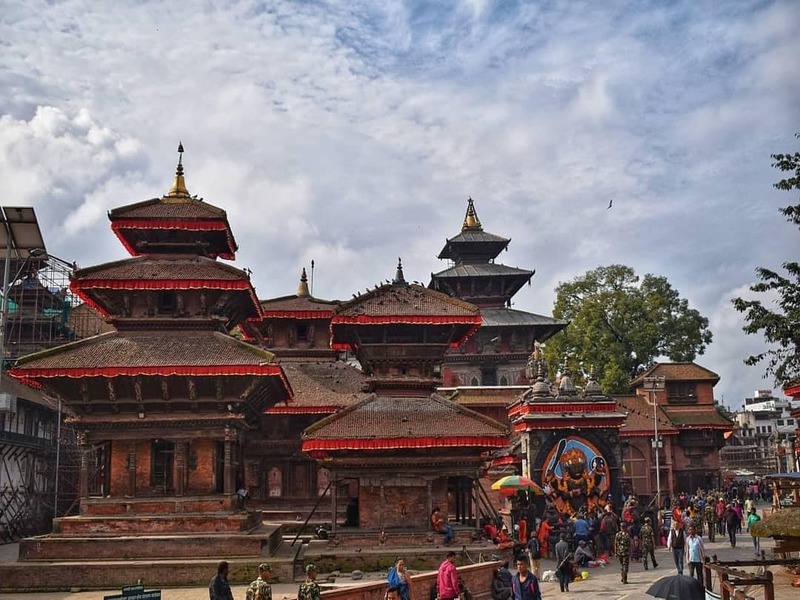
298, 564, 321, 600
526, 532, 542, 579
667, 520, 685, 576
615, 522, 632, 584
686, 524, 705, 583
246, 563, 272, 600
746, 507, 761, 556
387, 557, 413, 600
511, 555, 542, 600
437, 551, 460, 600
640, 517, 658, 570
724, 504, 739, 547
209, 560, 234, 600
554, 533, 572, 593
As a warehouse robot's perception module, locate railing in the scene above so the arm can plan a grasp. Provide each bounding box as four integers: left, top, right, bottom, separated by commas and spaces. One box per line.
473, 481, 501, 527
0, 430, 54, 451
701, 553, 800, 600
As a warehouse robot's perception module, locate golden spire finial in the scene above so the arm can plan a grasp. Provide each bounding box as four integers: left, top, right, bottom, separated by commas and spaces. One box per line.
297, 267, 310, 297
462, 197, 482, 230
166, 141, 191, 198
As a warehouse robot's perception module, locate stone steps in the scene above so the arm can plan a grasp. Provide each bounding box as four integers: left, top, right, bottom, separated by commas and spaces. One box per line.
18, 525, 282, 561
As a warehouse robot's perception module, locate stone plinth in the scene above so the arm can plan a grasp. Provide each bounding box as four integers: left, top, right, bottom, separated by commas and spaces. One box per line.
53, 511, 260, 535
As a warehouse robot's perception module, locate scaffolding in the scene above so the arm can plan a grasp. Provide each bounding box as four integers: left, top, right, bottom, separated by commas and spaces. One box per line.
2, 253, 110, 363
0, 253, 105, 542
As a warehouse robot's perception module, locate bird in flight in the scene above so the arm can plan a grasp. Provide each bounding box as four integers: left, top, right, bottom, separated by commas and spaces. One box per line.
607, 199, 613, 209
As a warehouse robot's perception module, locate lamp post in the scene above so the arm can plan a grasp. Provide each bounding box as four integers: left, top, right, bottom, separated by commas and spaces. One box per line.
644, 376, 665, 508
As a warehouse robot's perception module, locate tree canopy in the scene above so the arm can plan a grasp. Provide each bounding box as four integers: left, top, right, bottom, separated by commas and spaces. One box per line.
544, 264, 712, 393
732, 134, 800, 389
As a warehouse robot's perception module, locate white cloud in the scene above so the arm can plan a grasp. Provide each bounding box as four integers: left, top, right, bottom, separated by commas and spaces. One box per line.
0, 0, 797, 405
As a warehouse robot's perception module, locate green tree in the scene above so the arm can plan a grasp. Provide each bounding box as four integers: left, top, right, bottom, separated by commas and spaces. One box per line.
544, 264, 713, 393
732, 134, 800, 388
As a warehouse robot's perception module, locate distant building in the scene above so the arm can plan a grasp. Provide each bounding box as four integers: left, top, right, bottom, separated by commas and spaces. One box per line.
728, 391, 799, 473
626, 362, 734, 496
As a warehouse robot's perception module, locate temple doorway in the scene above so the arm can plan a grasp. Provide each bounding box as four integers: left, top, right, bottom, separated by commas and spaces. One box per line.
448, 476, 476, 526
88, 442, 110, 497
151, 440, 174, 494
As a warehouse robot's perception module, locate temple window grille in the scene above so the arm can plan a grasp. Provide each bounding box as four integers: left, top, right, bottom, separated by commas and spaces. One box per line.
666, 382, 697, 403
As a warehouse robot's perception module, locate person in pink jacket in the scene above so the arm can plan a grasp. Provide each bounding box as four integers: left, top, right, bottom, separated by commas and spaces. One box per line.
437, 551, 460, 600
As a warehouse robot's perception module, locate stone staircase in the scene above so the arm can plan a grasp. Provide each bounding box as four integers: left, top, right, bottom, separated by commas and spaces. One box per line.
0, 513, 301, 592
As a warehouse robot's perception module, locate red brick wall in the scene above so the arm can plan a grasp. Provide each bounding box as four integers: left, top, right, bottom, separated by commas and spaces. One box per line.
319, 561, 498, 600
109, 441, 129, 496
358, 478, 448, 530
189, 438, 216, 493
696, 383, 715, 405
136, 441, 152, 494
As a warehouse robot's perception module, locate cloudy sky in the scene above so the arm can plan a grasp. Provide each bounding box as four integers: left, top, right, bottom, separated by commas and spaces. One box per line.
1, 0, 798, 407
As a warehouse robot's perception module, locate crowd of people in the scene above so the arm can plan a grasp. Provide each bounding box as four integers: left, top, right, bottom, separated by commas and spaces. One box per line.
206, 483, 767, 600
479, 483, 767, 595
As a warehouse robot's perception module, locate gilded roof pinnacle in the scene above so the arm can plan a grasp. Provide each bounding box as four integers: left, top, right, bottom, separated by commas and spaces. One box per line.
166, 141, 191, 199
462, 197, 483, 231
297, 267, 310, 297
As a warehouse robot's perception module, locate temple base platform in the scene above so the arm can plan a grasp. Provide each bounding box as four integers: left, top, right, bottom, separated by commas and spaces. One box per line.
0, 522, 508, 592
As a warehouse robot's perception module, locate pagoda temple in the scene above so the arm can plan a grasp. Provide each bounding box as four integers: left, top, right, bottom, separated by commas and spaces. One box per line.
301, 260, 509, 536
430, 198, 566, 388
9, 147, 293, 531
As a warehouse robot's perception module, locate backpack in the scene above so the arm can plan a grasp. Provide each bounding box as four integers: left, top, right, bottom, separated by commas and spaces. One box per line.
527, 537, 541, 559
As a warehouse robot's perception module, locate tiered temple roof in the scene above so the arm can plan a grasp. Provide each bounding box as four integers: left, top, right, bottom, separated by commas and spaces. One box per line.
301, 259, 507, 458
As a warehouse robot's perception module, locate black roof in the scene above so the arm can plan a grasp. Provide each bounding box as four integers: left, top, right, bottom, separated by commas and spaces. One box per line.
431, 263, 533, 279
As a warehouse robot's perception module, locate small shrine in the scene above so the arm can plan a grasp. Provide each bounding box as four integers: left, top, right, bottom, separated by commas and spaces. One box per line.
10, 146, 293, 531
508, 351, 627, 516
301, 260, 509, 536
242, 267, 339, 362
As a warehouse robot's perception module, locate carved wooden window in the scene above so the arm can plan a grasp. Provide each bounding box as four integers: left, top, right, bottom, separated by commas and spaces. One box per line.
666, 382, 697, 403
151, 440, 175, 494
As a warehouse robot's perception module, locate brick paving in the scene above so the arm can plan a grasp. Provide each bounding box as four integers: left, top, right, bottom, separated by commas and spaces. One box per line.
0, 532, 796, 600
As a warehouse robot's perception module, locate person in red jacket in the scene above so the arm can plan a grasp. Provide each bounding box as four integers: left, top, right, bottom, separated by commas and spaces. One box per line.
437, 551, 460, 600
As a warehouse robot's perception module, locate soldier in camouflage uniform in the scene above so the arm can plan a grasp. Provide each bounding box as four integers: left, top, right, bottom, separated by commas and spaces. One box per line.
615, 522, 632, 584
704, 503, 716, 542
693, 503, 704, 537
297, 564, 320, 600
640, 517, 658, 570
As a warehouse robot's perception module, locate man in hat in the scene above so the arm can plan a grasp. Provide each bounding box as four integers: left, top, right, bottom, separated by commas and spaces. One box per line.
640, 517, 658, 570
298, 564, 320, 600
246, 563, 273, 600
615, 522, 632, 584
